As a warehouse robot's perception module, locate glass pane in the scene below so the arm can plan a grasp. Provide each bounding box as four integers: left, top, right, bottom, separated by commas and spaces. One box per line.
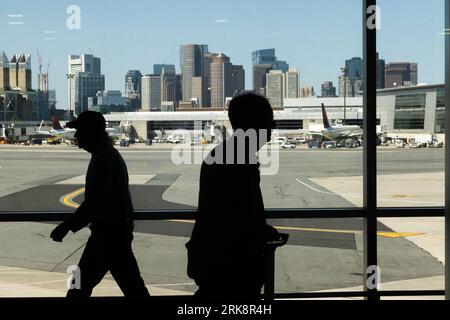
0, 219, 367, 298
272, 218, 363, 296
0, 0, 364, 299
0, 0, 363, 212
0, 222, 195, 297
377, 217, 444, 300
377, 0, 445, 207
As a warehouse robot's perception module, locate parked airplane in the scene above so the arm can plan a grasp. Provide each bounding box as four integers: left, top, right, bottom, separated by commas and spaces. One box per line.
36, 114, 118, 140
310, 104, 363, 140
36, 114, 76, 140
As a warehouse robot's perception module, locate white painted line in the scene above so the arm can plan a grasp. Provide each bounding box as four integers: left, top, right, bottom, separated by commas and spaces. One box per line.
0, 279, 67, 290
129, 174, 155, 185
295, 178, 346, 196
296, 177, 443, 206
56, 174, 155, 185
148, 282, 196, 287
55, 175, 85, 185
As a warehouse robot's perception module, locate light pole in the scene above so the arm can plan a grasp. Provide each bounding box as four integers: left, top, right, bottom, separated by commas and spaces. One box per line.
66, 73, 75, 120
341, 67, 348, 125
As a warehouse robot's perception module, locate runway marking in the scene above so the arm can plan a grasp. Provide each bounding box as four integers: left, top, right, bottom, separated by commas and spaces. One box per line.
60, 189, 423, 238
296, 178, 442, 205
59, 187, 85, 209
0, 279, 67, 289
56, 175, 155, 185
148, 282, 196, 287
377, 232, 425, 238
166, 219, 422, 238
295, 178, 342, 196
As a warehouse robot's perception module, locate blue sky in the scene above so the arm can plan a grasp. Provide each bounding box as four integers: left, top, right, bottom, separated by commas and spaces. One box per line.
1, 0, 445, 109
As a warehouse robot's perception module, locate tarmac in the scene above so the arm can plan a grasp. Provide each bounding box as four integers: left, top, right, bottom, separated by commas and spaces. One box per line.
0, 144, 445, 298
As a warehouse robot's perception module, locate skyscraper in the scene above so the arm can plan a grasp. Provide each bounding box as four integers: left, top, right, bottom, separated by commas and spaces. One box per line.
141, 74, 161, 110
210, 54, 232, 108
252, 49, 289, 94
68, 54, 105, 115
8, 54, 31, 93
300, 86, 315, 98
266, 70, 284, 108
154, 64, 176, 75
125, 70, 142, 110
38, 73, 49, 92
339, 76, 362, 97
275, 60, 289, 73
125, 70, 142, 97
321, 81, 337, 97
284, 69, 299, 98
17, 54, 32, 93
253, 64, 272, 94
191, 76, 203, 108
252, 48, 277, 66
160, 71, 180, 107
9, 54, 18, 89
344, 54, 385, 90
0, 52, 10, 92
376, 53, 386, 89
385, 62, 418, 88
231, 65, 245, 96
345, 57, 363, 78
201, 52, 219, 108
180, 44, 207, 103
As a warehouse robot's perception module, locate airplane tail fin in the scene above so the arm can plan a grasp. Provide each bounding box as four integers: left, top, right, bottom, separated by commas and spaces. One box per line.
50, 112, 63, 130
38, 120, 44, 131
321, 103, 331, 129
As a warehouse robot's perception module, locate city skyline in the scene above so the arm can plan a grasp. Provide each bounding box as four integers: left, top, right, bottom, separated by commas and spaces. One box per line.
1, 0, 445, 109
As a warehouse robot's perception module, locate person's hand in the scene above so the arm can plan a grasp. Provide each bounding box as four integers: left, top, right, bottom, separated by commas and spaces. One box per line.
50, 223, 70, 242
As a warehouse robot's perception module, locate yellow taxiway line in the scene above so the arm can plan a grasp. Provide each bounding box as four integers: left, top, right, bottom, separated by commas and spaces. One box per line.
59, 187, 85, 209
167, 220, 424, 238
59, 190, 423, 238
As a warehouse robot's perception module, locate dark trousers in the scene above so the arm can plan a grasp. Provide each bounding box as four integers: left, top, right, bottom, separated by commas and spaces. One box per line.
66, 231, 150, 299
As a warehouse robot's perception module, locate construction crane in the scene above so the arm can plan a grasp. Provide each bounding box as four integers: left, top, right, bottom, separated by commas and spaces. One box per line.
44, 59, 51, 88
46, 59, 51, 74
36, 49, 43, 76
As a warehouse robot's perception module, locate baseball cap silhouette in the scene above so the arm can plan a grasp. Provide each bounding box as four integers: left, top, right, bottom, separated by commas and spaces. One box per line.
66, 111, 106, 131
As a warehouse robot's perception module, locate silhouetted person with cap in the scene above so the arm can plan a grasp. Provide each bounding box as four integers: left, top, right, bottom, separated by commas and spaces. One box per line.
186, 92, 281, 300
50, 111, 150, 299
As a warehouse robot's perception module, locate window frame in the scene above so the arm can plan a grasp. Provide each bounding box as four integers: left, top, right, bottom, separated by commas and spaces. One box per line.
0, 0, 448, 300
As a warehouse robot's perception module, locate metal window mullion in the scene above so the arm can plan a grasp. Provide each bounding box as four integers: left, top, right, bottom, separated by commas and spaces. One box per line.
363, 0, 378, 300
445, 0, 450, 301
0, 207, 446, 222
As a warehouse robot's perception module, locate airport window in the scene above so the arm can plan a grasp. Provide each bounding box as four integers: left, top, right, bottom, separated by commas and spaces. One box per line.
393, 94, 426, 130
0, 0, 448, 301
273, 120, 303, 130
375, 0, 445, 300
344, 119, 380, 127
436, 88, 445, 133
148, 120, 209, 131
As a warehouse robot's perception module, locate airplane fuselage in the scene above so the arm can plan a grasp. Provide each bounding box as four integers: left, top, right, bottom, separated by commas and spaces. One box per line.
321, 125, 363, 140
50, 129, 76, 140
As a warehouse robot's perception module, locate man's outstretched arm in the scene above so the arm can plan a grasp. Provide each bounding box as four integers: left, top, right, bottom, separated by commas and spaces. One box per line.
50, 201, 92, 242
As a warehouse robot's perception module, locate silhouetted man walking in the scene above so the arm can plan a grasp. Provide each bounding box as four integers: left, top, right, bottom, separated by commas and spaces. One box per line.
186, 93, 280, 300
50, 111, 149, 299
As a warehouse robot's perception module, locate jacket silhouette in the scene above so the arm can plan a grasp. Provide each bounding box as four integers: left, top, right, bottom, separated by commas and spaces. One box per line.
50, 111, 149, 299
186, 93, 280, 300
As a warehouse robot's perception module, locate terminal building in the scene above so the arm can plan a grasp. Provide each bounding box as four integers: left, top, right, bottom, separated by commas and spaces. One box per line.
1, 83, 445, 143
103, 84, 445, 142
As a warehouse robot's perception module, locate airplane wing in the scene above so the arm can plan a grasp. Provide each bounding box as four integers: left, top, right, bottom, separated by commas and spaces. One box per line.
34, 130, 53, 137
309, 131, 323, 138
348, 132, 363, 137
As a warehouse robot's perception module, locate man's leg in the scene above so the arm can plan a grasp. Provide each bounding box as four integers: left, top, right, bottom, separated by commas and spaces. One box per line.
66, 236, 108, 299
109, 237, 150, 299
